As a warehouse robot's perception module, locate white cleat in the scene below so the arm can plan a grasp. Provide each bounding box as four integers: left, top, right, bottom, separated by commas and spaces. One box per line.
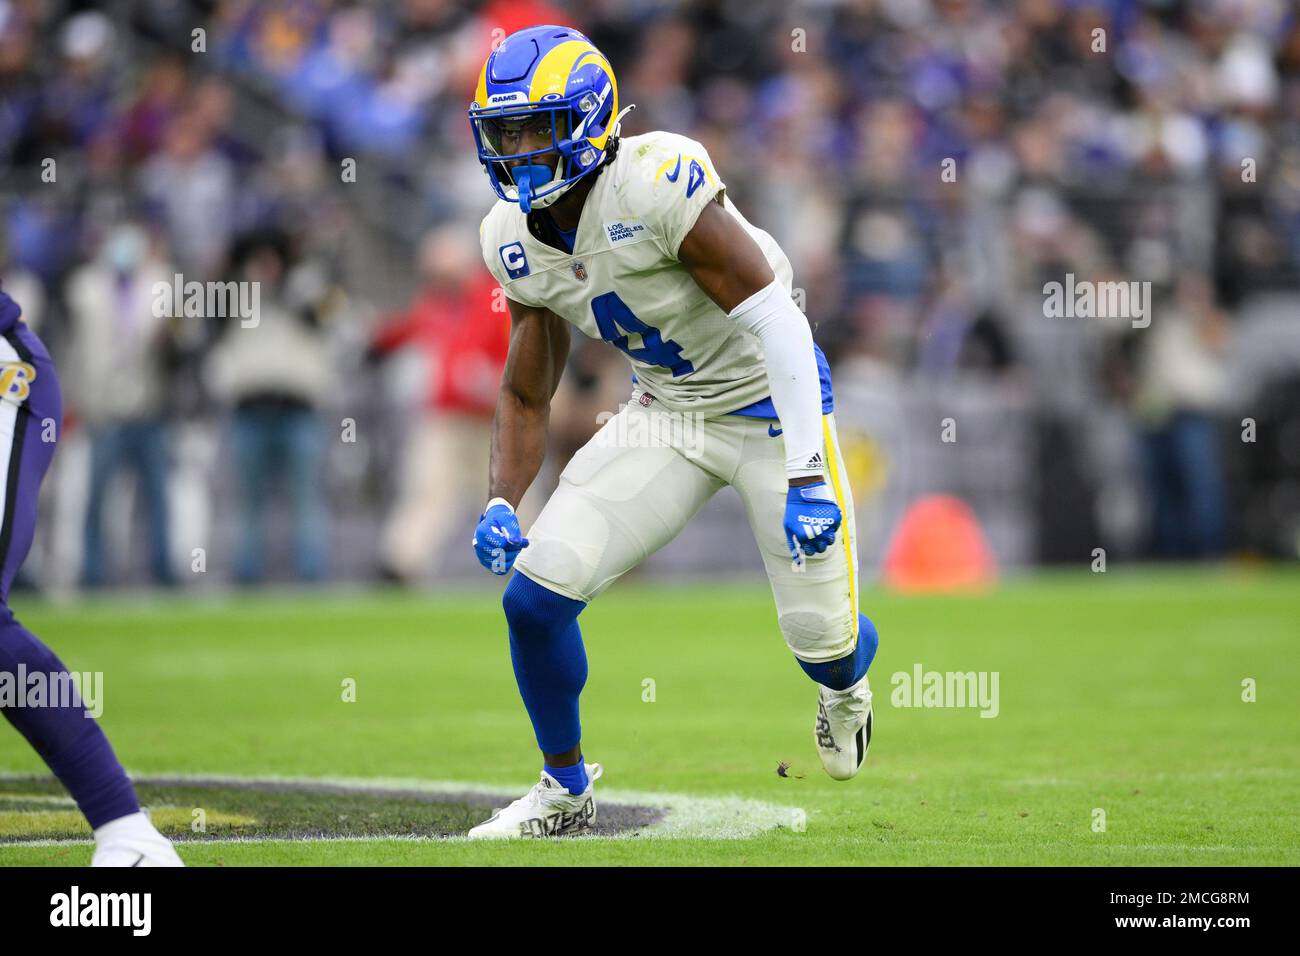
468, 763, 603, 839
91, 811, 184, 867
815, 675, 873, 780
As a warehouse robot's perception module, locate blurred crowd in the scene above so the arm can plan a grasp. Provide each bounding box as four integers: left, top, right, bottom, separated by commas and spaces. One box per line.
1, 0, 1298, 588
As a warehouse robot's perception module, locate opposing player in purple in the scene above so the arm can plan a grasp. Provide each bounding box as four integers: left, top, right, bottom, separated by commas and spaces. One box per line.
0, 288, 181, 866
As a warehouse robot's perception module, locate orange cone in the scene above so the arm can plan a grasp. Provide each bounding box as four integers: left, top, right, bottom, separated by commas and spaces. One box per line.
882, 494, 997, 592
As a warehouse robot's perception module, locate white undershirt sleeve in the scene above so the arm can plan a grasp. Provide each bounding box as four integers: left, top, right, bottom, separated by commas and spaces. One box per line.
727, 279, 825, 479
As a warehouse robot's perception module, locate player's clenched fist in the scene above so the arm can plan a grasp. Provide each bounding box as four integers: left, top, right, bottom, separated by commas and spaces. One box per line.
473, 498, 529, 574
784, 482, 842, 559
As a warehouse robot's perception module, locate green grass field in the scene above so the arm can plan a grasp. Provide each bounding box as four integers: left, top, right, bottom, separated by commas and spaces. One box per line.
1, 567, 1297, 865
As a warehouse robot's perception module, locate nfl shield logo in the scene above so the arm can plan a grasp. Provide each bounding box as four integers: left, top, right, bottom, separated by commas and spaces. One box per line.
571, 260, 588, 282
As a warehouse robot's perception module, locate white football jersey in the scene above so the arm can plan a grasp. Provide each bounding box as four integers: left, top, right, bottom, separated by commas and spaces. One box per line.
479, 131, 793, 418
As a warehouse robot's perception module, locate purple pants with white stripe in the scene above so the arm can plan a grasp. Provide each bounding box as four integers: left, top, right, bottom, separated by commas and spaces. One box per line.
0, 295, 140, 828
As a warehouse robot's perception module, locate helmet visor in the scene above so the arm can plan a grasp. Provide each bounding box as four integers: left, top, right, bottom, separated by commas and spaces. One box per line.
475, 108, 571, 161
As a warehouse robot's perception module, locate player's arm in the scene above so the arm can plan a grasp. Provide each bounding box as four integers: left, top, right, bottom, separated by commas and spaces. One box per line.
677, 201, 821, 484
473, 297, 569, 574
490, 297, 569, 506
678, 200, 840, 558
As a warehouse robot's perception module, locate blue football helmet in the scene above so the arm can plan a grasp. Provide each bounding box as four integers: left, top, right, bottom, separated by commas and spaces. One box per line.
468, 25, 623, 213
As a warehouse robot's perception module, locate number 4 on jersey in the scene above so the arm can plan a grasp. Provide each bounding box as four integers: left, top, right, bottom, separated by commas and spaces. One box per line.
591, 291, 694, 377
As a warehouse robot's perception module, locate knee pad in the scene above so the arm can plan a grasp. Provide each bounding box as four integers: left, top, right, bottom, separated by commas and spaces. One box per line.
502, 573, 585, 637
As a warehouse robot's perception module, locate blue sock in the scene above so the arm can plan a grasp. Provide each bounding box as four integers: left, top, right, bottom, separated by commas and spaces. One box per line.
502, 574, 588, 757
0, 609, 140, 828
797, 613, 879, 691
543, 757, 589, 795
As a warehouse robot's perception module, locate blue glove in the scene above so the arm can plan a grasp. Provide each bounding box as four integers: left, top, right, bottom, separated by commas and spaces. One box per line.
473, 499, 529, 574
784, 481, 842, 560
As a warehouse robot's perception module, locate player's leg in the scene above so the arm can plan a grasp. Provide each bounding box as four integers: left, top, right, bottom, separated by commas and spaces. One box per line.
132, 419, 176, 586
380, 412, 446, 581
0, 322, 180, 864
505, 400, 724, 756
470, 402, 724, 837
80, 424, 123, 587
231, 406, 271, 583
730, 412, 879, 780
285, 406, 328, 581
383, 411, 491, 582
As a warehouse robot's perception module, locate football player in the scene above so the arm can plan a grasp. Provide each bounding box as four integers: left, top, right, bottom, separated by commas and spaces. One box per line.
466, 26, 879, 838
0, 288, 182, 865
